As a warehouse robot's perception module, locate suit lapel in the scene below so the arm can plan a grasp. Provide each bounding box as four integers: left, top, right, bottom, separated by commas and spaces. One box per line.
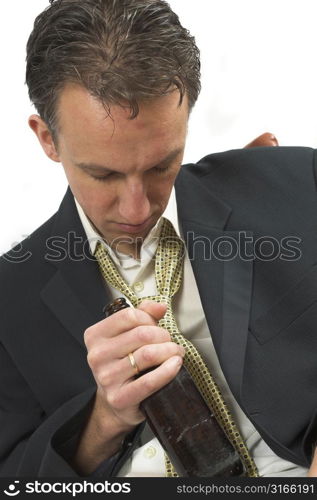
220, 231, 253, 396
175, 165, 253, 397
40, 188, 110, 347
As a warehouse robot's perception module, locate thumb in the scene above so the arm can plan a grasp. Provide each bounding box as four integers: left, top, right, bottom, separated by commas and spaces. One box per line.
137, 300, 167, 322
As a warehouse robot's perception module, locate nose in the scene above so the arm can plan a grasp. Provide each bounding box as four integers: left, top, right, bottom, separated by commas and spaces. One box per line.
118, 178, 151, 224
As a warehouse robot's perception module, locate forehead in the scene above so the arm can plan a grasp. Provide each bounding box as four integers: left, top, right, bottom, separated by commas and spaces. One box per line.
56, 84, 188, 167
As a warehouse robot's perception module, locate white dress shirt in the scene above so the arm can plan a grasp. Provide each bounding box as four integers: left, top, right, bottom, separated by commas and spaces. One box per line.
75, 191, 308, 477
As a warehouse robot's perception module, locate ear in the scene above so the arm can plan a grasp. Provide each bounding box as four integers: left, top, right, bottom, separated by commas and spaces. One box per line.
28, 115, 60, 163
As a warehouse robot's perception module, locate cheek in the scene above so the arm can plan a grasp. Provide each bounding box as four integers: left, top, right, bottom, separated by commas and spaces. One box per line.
85, 189, 116, 216
151, 174, 177, 204
70, 178, 115, 218
147, 182, 166, 204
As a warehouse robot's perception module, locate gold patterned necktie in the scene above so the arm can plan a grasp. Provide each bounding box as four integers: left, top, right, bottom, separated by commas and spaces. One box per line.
94, 217, 258, 477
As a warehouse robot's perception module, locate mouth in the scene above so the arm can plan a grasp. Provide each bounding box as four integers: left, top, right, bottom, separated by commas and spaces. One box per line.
113, 216, 153, 234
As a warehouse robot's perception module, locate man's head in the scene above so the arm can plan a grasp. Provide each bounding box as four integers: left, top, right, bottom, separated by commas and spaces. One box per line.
26, 0, 200, 142
26, 0, 200, 255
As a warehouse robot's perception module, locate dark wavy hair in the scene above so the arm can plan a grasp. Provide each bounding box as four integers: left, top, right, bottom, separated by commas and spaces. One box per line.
26, 0, 201, 140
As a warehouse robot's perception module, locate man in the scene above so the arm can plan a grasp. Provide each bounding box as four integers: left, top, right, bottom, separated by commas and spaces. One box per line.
1, 0, 317, 477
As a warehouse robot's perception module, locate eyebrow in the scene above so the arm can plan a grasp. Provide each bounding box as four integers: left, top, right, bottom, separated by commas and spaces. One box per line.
75, 147, 184, 175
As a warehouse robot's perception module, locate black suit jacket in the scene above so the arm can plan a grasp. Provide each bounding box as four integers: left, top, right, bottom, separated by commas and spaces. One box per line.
1, 146, 317, 476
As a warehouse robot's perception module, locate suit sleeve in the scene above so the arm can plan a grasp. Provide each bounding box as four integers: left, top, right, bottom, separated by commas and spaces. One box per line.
0, 343, 140, 477
0, 340, 93, 476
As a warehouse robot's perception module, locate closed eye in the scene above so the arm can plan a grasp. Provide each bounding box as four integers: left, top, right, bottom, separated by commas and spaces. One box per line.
152, 165, 171, 174
90, 172, 120, 182
91, 165, 172, 182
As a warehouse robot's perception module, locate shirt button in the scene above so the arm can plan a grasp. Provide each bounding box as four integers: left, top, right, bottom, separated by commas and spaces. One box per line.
143, 446, 157, 459
133, 281, 144, 293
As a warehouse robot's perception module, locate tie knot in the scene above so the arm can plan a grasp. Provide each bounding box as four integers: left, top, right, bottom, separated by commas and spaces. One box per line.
94, 217, 184, 302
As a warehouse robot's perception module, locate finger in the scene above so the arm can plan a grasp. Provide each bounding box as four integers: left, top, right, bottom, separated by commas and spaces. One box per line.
130, 342, 185, 375
109, 356, 184, 410
84, 305, 161, 347
90, 341, 184, 388
137, 300, 167, 322
87, 325, 171, 368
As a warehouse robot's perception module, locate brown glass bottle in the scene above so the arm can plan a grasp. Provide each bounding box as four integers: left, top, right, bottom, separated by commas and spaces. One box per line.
104, 297, 245, 477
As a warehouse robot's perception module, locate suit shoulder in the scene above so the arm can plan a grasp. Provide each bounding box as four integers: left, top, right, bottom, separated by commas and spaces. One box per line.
183, 146, 315, 179
178, 146, 317, 219
0, 212, 57, 282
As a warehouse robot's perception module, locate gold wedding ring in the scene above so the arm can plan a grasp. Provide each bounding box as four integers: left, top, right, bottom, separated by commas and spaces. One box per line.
128, 352, 140, 375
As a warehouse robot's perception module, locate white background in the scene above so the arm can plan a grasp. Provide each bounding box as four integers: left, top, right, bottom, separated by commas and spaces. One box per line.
1, 0, 317, 252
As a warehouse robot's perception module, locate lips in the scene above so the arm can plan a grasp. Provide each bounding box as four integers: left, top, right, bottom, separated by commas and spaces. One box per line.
114, 217, 153, 234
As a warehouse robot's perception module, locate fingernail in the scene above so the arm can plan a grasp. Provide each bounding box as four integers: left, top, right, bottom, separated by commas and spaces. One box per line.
173, 355, 183, 367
